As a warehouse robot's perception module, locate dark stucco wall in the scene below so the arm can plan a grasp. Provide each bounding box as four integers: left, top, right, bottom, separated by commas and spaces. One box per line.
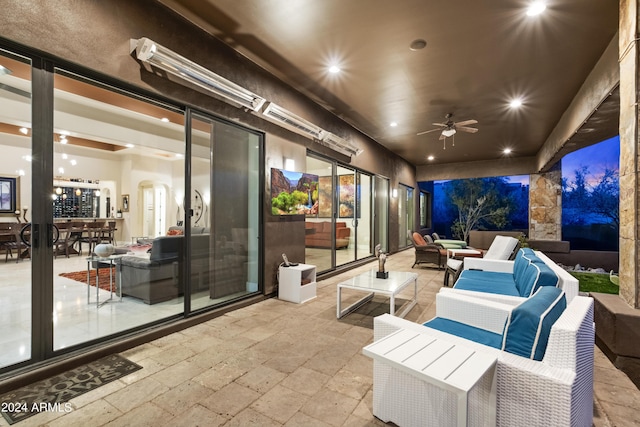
0, 0, 416, 292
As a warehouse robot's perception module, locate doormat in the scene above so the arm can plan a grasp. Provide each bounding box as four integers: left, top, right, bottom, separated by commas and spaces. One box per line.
0, 354, 142, 425
59, 267, 116, 292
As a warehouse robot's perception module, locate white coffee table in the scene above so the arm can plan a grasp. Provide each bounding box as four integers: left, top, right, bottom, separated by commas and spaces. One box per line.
336, 270, 418, 319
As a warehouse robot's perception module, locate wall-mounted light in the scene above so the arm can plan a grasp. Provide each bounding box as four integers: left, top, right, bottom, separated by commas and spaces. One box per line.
75, 188, 82, 196
134, 37, 266, 112
95, 190, 101, 197
55, 187, 62, 195
392, 188, 398, 198
284, 157, 295, 171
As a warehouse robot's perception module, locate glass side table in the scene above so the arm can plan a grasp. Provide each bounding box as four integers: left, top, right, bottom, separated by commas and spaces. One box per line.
86, 255, 124, 308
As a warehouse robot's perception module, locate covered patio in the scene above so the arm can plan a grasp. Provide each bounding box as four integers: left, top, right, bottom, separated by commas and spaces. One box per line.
12, 249, 638, 426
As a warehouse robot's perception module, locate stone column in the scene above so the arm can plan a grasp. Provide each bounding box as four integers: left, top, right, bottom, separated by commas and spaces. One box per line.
529, 161, 562, 241
618, 0, 639, 308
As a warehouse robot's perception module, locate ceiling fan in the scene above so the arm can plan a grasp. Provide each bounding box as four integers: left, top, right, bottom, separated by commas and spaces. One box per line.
417, 113, 479, 149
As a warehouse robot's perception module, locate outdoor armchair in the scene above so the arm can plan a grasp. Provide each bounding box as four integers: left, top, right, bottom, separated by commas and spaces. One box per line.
411, 232, 444, 269
444, 234, 519, 286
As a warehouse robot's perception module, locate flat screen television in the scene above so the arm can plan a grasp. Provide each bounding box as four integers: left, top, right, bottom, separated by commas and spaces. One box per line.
271, 168, 319, 215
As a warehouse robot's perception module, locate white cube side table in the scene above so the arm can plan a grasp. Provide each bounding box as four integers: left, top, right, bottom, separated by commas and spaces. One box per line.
278, 263, 316, 303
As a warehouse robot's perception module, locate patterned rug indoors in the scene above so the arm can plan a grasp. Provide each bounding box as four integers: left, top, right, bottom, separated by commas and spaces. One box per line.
59, 267, 116, 292
0, 354, 142, 424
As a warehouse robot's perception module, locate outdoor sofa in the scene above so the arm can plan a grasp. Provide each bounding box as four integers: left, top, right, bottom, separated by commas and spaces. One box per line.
367, 288, 594, 426
448, 247, 579, 304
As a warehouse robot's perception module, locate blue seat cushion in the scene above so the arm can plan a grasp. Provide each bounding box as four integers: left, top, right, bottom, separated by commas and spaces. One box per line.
424, 318, 503, 349
502, 286, 567, 360
454, 272, 520, 297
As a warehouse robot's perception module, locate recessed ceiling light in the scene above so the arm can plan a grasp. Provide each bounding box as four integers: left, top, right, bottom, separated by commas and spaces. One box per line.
390, 122, 398, 127
427, 155, 435, 161
526, 2, 546, 16
409, 39, 427, 51
328, 65, 341, 74
503, 148, 512, 154
19, 127, 28, 135
126, 144, 135, 148
60, 130, 70, 136
70, 159, 77, 166
161, 117, 170, 122
509, 99, 523, 108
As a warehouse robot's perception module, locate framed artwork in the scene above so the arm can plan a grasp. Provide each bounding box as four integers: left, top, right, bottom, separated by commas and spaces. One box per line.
317, 176, 332, 218
338, 174, 355, 218
122, 194, 130, 212
0, 176, 18, 214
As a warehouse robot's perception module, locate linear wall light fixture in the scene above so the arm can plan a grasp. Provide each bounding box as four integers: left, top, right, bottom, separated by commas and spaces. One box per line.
322, 132, 363, 158
262, 102, 324, 140
134, 37, 266, 111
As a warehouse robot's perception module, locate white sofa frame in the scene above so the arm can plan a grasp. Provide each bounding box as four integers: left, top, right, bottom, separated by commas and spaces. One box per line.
369, 291, 594, 427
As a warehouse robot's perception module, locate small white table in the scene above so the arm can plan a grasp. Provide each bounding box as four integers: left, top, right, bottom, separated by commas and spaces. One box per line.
86, 255, 124, 308
336, 270, 418, 319
447, 248, 483, 259
363, 328, 497, 427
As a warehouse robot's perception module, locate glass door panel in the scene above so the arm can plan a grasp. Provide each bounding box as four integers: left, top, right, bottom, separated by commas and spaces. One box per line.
336, 165, 356, 265
355, 172, 373, 260
373, 176, 389, 253
52, 71, 185, 351
190, 113, 260, 311
0, 50, 32, 369
397, 184, 414, 249
305, 156, 333, 272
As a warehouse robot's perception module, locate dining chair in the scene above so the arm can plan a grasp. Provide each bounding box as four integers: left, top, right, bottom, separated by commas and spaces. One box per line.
80, 221, 106, 255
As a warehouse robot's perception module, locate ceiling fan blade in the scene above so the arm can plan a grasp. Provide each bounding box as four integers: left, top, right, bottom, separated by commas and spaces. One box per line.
417, 128, 442, 136
431, 122, 447, 127
454, 119, 478, 127
457, 126, 479, 133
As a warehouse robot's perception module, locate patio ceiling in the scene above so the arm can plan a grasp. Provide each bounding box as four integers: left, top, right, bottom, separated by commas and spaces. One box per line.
158, 0, 620, 169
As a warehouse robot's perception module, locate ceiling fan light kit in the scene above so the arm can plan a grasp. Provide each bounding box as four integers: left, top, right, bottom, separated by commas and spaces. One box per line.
417, 113, 478, 150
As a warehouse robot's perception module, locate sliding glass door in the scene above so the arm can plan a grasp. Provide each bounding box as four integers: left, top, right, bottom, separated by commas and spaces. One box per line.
0, 49, 32, 369
397, 184, 414, 249
373, 175, 389, 253
306, 154, 375, 272
188, 112, 261, 311
52, 71, 186, 351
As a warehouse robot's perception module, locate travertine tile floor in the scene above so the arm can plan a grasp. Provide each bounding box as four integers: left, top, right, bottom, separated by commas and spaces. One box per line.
4, 250, 639, 426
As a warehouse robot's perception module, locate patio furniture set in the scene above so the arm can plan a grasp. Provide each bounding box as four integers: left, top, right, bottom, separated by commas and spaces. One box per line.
348, 236, 591, 426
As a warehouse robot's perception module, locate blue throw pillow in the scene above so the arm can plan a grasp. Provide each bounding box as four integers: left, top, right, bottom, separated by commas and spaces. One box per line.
502, 286, 566, 360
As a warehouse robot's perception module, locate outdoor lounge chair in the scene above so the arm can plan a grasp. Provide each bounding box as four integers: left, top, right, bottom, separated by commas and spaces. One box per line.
367, 289, 595, 427
444, 234, 519, 286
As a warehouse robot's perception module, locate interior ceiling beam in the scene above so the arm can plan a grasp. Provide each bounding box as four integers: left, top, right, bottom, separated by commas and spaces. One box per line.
536, 34, 619, 172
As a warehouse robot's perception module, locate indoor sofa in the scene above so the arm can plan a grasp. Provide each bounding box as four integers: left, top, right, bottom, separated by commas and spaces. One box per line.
119, 231, 248, 304
305, 221, 351, 249
118, 235, 186, 304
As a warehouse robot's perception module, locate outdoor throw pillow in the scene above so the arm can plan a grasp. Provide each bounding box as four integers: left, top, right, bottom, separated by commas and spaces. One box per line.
502, 286, 566, 360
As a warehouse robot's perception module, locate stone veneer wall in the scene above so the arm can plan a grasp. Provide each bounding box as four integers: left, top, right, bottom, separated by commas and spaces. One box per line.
618, 0, 639, 308
529, 161, 562, 240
